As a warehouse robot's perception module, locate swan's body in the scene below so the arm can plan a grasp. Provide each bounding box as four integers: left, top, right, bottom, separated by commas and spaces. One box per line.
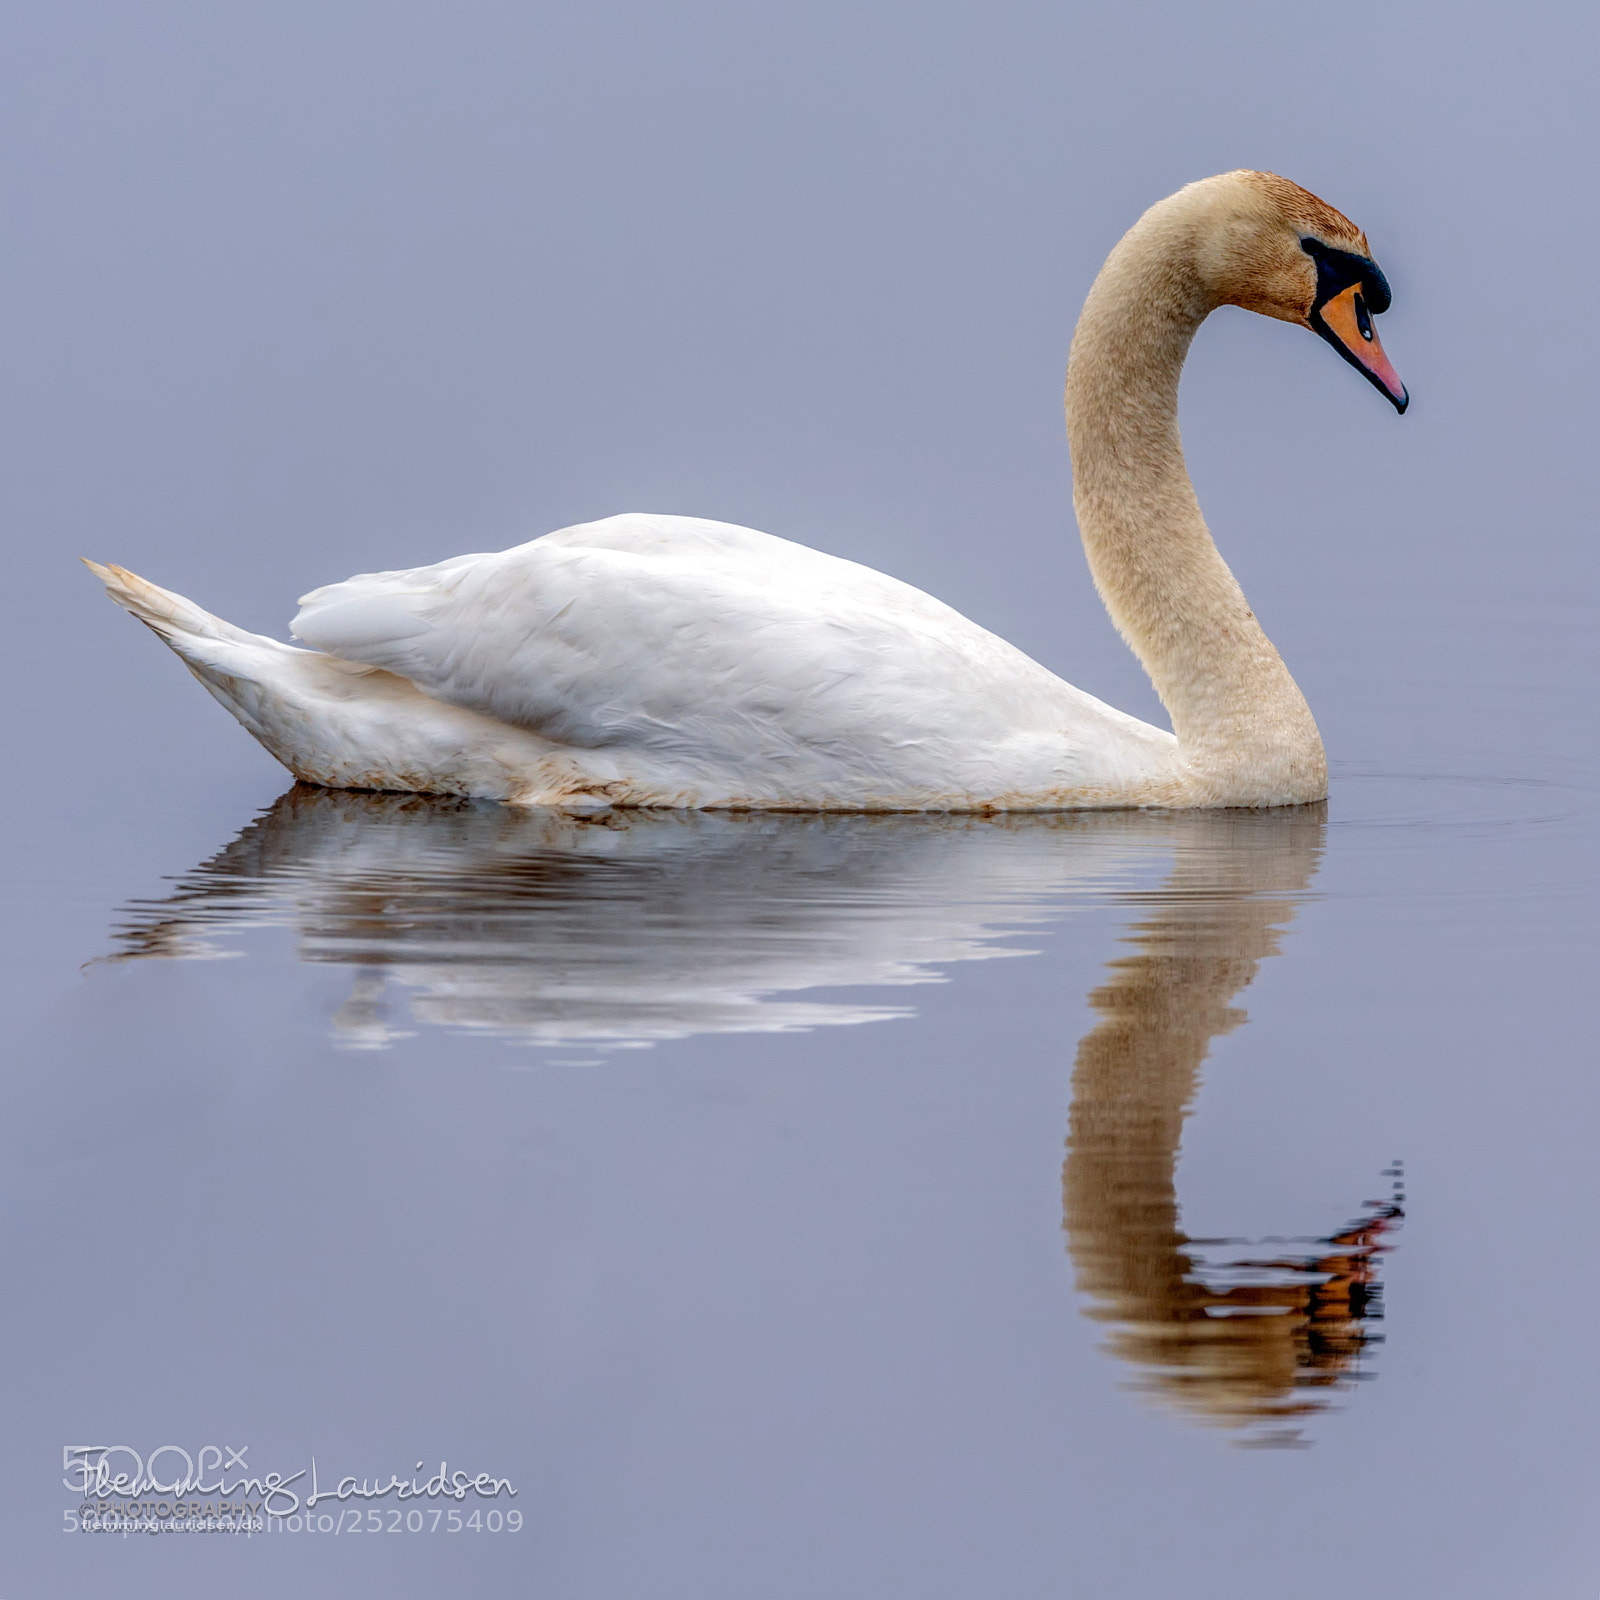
90, 515, 1182, 810
90, 171, 1405, 812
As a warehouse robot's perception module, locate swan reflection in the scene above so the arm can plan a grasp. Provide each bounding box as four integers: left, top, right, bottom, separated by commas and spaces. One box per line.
1064, 805, 1403, 1444
107, 787, 1151, 1047
106, 787, 1399, 1438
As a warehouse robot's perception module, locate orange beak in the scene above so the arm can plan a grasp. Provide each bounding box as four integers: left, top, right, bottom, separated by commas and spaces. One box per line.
1311, 282, 1408, 413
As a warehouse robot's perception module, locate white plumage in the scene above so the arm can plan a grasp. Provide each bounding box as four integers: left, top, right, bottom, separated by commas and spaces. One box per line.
90, 513, 1176, 811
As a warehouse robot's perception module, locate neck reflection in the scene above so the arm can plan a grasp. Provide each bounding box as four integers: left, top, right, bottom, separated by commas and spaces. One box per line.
1063, 806, 1402, 1444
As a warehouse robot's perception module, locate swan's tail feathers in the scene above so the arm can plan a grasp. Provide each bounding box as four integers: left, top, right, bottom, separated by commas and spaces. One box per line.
83, 560, 263, 650
82, 558, 320, 774
81, 558, 543, 800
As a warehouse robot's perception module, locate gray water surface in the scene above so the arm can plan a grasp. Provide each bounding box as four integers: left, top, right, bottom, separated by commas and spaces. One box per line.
7, 724, 1594, 1596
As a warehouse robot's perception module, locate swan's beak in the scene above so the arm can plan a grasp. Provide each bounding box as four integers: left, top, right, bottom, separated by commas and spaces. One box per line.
1309, 282, 1408, 414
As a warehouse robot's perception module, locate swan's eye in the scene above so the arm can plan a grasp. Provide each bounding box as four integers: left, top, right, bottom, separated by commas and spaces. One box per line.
1354, 292, 1373, 342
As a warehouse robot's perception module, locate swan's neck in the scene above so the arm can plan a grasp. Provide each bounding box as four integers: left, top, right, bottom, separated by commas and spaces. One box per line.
1065, 199, 1325, 806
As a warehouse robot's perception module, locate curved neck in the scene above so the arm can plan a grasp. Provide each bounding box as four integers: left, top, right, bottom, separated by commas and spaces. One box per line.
1064, 196, 1325, 806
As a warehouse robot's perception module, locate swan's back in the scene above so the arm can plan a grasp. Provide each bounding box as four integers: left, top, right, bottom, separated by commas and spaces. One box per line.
290, 513, 1176, 808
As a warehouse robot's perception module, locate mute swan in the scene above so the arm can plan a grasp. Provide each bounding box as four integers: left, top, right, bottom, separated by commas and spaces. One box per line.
88, 170, 1405, 812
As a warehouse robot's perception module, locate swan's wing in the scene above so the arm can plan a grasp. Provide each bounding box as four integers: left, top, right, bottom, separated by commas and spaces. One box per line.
291, 513, 1170, 795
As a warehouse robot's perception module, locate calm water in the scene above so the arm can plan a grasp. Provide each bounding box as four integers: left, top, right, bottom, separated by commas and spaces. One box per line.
6, 640, 1595, 1594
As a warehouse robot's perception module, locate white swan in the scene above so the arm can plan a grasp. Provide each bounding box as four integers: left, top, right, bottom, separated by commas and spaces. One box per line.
89, 170, 1405, 812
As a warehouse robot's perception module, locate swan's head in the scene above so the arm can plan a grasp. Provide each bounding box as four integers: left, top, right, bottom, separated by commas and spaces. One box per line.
1191, 170, 1408, 414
